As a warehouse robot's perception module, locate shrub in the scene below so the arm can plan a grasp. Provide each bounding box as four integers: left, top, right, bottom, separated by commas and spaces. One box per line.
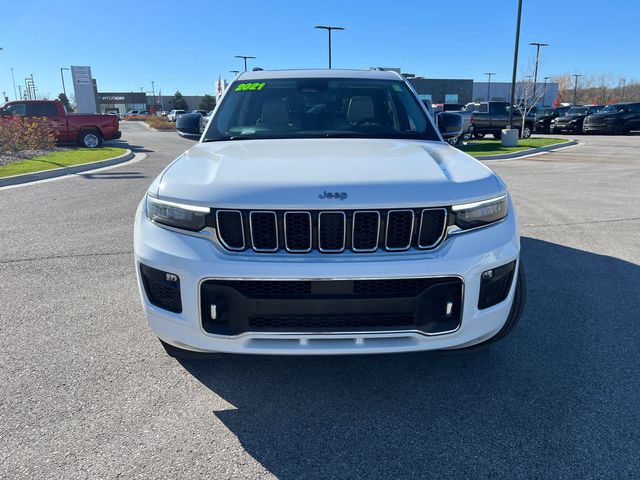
0, 117, 57, 153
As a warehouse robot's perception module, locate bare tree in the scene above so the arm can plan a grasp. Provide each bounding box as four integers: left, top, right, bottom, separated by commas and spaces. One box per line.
514, 76, 545, 137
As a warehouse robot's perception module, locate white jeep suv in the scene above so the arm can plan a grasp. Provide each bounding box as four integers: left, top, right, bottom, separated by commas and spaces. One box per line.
134, 69, 524, 357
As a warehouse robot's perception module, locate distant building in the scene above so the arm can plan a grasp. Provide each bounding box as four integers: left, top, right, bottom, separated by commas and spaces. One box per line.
472, 81, 559, 107
408, 78, 474, 105
370, 67, 472, 104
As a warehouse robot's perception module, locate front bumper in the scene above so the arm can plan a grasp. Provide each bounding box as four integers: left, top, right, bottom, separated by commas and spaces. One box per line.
550, 122, 581, 133
583, 123, 614, 133
134, 199, 520, 355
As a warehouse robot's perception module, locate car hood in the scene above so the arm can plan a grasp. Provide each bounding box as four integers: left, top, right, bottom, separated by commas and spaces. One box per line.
556, 114, 587, 122
153, 138, 503, 209
586, 112, 618, 119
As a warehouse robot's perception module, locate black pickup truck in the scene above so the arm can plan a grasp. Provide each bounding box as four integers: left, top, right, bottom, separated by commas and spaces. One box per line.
460, 101, 535, 139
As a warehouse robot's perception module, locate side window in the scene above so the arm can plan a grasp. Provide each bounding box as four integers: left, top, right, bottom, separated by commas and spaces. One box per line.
27, 103, 59, 117
629, 104, 640, 113
3, 103, 27, 116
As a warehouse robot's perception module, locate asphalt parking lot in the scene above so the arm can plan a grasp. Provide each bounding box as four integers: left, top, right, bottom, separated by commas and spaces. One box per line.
1, 123, 639, 479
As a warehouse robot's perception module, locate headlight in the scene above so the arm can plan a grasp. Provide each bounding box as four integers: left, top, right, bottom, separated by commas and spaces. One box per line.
146, 195, 209, 231
452, 195, 508, 230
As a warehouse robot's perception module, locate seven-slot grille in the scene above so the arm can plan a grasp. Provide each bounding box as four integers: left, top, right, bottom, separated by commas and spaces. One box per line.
215, 208, 447, 254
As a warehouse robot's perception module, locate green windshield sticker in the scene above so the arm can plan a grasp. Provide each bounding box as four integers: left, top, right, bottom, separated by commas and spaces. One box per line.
392, 84, 402, 92
235, 82, 266, 91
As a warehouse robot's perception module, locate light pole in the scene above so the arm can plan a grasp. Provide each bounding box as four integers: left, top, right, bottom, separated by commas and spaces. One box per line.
10, 67, 17, 100
151, 80, 156, 109
620, 79, 626, 102
542, 76, 551, 106
60, 67, 70, 97
572, 74, 581, 105
529, 42, 548, 105
484, 72, 495, 101
507, 0, 523, 130
314, 25, 345, 69
235, 55, 255, 72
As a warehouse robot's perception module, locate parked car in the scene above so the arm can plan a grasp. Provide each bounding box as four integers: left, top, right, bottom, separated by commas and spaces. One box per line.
583, 103, 640, 134
459, 101, 535, 139
534, 106, 571, 133
0, 99, 121, 148
549, 105, 603, 134
167, 109, 186, 122
134, 69, 522, 359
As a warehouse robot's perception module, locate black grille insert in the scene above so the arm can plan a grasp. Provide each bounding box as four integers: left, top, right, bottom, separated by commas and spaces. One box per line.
386, 210, 414, 250
216, 210, 244, 250
352, 211, 380, 251
284, 212, 312, 252
318, 212, 346, 252
419, 209, 447, 248
250, 212, 278, 251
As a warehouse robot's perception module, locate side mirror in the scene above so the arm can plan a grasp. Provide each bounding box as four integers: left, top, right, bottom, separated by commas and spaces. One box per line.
176, 112, 203, 139
436, 112, 463, 139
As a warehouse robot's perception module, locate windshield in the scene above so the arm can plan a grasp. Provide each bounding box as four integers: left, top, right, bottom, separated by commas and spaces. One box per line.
566, 107, 589, 115
204, 78, 439, 141
536, 108, 552, 116
599, 104, 627, 113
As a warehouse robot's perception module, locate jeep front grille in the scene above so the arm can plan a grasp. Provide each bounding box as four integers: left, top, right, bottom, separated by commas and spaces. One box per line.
215, 208, 447, 254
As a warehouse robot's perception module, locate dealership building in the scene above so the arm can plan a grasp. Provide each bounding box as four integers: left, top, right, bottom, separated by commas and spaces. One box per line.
95, 92, 207, 114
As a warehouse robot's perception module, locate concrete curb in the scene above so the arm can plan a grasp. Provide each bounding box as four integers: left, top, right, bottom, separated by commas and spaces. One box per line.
0, 149, 134, 188
476, 140, 578, 161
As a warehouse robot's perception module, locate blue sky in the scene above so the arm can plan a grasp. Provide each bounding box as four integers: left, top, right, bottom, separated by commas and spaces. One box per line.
1, 0, 637, 99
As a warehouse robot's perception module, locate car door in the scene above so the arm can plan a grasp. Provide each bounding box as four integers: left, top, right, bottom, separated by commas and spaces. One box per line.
26, 103, 69, 140
489, 103, 508, 129
627, 104, 640, 130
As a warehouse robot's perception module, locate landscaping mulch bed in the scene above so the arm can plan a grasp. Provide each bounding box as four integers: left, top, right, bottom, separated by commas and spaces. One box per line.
0, 147, 69, 167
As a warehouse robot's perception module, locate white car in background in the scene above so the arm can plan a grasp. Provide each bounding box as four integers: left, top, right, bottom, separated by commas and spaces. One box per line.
134, 69, 524, 358
167, 109, 186, 122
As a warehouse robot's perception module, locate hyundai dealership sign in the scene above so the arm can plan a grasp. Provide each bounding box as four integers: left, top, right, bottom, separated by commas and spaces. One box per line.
71, 66, 97, 113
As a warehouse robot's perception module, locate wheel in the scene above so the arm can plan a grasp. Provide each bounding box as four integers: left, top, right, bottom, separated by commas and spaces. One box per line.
160, 339, 222, 360
78, 130, 103, 148
446, 135, 461, 146
442, 262, 526, 354
521, 125, 532, 139
493, 131, 502, 139
462, 133, 472, 141
473, 133, 485, 139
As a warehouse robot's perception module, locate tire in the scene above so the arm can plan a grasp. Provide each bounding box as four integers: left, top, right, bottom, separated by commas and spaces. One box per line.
78, 130, 103, 148
473, 133, 485, 139
493, 131, 502, 139
160, 339, 222, 360
521, 124, 532, 139
442, 262, 526, 354
446, 135, 461, 146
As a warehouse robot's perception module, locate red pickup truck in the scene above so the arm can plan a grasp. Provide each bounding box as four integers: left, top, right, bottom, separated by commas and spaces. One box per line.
0, 100, 121, 148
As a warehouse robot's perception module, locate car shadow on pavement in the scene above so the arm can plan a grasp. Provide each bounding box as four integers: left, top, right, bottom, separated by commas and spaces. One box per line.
108, 140, 154, 153
177, 237, 640, 479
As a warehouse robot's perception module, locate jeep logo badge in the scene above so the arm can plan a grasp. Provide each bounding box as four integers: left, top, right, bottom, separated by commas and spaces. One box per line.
318, 190, 348, 201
